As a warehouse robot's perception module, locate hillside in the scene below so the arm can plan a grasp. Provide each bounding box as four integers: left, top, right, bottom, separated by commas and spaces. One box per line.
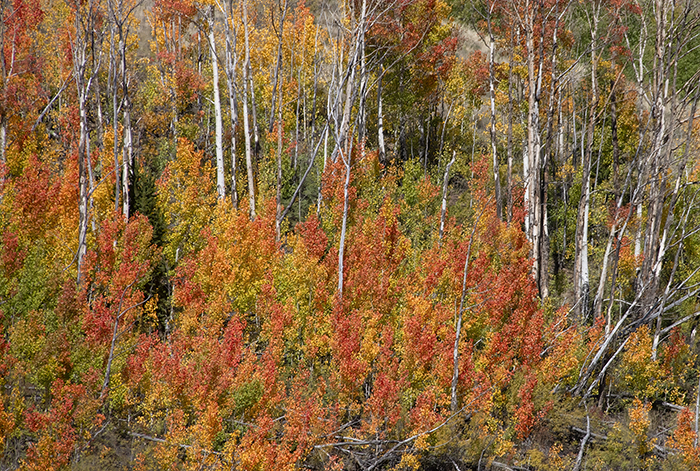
1, 0, 700, 469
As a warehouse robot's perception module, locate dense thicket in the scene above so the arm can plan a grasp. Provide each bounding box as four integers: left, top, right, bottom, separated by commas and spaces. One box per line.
1, 0, 700, 469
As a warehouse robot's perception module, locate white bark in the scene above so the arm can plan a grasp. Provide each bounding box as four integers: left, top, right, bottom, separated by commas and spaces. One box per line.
0, 117, 5, 168
487, 6, 501, 220
241, 0, 256, 219
268, 0, 288, 133
440, 151, 456, 242
223, 0, 239, 209
112, 31, 121, 213
209, 6, 225, 201
122, 100, 132, 219
337, 150, 351, 299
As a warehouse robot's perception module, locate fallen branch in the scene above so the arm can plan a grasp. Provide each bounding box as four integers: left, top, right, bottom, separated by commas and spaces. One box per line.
129, 432, 221, 456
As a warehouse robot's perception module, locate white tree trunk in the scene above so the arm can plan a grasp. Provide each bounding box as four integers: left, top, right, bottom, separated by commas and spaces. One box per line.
122, 100, 132, 219
209, 6, 225, 201
487, 9, 501, 220
223, 0, 239, 209
241, 0, 256, 219
440, 151, 456, 242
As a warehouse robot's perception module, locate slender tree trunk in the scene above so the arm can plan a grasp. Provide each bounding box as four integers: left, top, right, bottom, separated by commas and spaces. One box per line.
241, 0, 256, 219
112, 29, 121, 213
0, 3, 5, 171
310, 25, 320, 137
223, 0, 239, 209
524, 0, 546, 295
506, 34, 515, 223
275, 49, 285, 240
119, 20, 132, 220
377, 63, 386, 162
248, 39, 260, 157
337, 0, 366, 298
268, 0, 288, 133
122, 98, 132, 219
358, 20, 368, 148
0, 116, 6, 170
73, 3, 97, 286
338, 151, 351, 299
640, 0, 670, 298
209, 6, 225, 201
77, 74, 90, 286
94, 73, 104, 148
574, 4, 600, 319
629, 8, 648, 261
452, 211, 482, 411
440, 151, 456, 242
295, 66, 301, 169
487, 5, 501, 220
334, 0, 364, 162
610, 79, 620, 199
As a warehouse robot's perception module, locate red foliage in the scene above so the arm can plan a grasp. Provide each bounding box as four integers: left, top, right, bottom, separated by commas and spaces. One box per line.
296, 214, 328, 260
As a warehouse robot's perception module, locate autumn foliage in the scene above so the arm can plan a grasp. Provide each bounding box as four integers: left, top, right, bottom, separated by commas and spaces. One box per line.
1, 0, 700, 470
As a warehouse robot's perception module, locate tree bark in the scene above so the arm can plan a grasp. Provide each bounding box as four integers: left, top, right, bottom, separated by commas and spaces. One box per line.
574, 2, 600, 319
523, 0, 547, 296
208, 6, 226, 201
268, 0, 288, 134
440, 151, 456, 242
223, 0, 239, 209
73, 2, 95, 285
241, 0, 256, 219
122, 96, 132, 219
486, 3, 501, 220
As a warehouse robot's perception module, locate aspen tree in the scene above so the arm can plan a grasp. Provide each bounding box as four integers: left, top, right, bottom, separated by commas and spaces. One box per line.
207, 5, 225, 201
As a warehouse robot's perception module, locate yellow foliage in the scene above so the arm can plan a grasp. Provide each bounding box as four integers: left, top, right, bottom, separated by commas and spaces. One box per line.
628, 398, 655, 457
157, 138, 216, 264
527, 443, 571, 471
394, 452, 420, 471
621, 325, 661, 398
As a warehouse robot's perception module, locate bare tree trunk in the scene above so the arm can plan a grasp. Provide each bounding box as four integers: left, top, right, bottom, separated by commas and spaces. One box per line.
241, 0, 256, 219
610, 80, 621, 199
695, 374, 700, 447
640, 0, 671, 299
122, 97, 132, 219
0, 116, 5, 170
524, 0, 546, 296
452, 209, 483, 411
119, 20, 132, 220
112, 28, 121, 213
268, 0, 288, 133
338, 148, 351, 299
73, 1, 104, 284
76, 64, 90, 286
377, 64, 385, 161
574, 3, 600, 319
486, 4, 501, 220
506, 32, 515, 224
440, 151, 456, 242
627, 7, 648, 261
334, 3, 364, 162
337, 0, 367, 298
108, 0, 140, 218
0, 1, 5, 171
358, 21, 368, 148
295, 66, 302, 169
275, 42, 285, 240
208, 6, 225, 201
94, 73, 104, 148
223, 0, 239, 209
310, 25, 320, 138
